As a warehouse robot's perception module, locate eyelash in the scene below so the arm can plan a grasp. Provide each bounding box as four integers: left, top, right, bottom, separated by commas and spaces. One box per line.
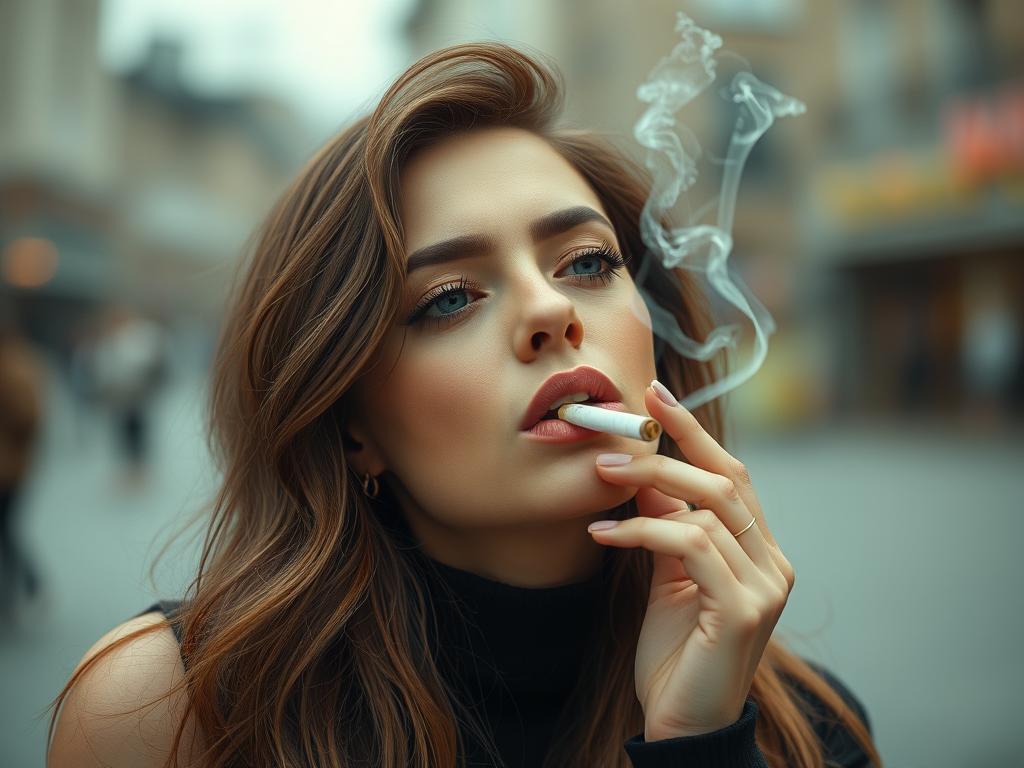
405, 244, 629, 331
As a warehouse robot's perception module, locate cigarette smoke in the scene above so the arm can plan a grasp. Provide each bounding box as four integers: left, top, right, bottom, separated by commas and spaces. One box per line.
631, 12, 805, 411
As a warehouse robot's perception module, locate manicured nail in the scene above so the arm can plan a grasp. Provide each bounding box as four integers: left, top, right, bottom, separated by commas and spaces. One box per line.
650, 378, 678, 407
588, 520, 619, 532
596, 453, 633, 466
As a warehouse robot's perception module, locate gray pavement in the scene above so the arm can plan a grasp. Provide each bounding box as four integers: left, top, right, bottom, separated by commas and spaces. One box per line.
1, 357, 214, 768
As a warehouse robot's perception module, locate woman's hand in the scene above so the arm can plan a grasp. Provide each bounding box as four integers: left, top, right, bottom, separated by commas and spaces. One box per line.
588, 380, 795, 741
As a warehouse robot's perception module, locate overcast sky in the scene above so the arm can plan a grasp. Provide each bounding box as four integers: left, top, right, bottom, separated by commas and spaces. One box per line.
98, 0, 415, 135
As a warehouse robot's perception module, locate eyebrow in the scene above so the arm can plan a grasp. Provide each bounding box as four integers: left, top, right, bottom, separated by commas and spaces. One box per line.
405, 205, 615, 275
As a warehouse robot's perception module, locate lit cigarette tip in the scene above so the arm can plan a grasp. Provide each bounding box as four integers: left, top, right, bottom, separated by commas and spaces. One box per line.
641, 418, 661, 441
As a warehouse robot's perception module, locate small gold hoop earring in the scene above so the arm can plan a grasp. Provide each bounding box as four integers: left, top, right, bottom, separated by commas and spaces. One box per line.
361, 472, 380, 499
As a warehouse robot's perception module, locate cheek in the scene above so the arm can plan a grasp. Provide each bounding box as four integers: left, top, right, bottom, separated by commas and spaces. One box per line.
622, 288, 656, 374
594, 289, 657, 376
628, 284, 654, 334
377, 343, 509, 460
372, 345, 524, 522
623, 289, 653, 341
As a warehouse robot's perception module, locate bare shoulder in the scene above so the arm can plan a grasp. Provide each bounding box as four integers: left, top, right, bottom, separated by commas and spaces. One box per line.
48, 610, 206, 768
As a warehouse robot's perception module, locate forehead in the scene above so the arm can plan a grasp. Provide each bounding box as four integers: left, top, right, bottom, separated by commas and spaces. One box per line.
398, 127, 605, 246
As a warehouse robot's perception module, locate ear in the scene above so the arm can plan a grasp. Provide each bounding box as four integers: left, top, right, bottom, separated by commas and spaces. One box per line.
342, 418, 386, 478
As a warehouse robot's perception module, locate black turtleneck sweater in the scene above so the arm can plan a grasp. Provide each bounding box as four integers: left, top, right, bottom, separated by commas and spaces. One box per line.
135, 552, 874, 767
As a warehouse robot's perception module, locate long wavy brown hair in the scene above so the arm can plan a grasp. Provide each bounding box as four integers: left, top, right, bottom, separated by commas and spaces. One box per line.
46, 41, 883, 768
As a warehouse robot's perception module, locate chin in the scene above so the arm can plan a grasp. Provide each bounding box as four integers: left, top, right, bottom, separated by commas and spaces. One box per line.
579, 481, 637, 516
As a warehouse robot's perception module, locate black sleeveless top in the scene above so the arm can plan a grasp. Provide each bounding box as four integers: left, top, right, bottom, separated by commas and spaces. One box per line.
139, 598, 185, 645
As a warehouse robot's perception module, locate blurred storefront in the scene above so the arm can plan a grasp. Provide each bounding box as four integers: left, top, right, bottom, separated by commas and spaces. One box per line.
810, 2, 1023, 429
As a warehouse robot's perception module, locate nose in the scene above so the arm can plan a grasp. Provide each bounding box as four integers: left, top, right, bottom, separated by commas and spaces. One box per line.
511, 270, 584, 360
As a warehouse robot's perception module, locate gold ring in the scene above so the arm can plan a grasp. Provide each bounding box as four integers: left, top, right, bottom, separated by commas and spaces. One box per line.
733, 517, 757, 538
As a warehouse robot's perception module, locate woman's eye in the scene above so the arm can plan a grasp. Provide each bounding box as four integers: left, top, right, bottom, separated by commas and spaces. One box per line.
559, 246, 627, 287
567, 254, 603, 276
407, 245, 627, 330
432, 292, 470, 314
406, 277, 479, 328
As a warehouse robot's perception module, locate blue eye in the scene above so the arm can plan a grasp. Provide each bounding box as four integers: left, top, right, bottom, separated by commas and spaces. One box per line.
405, 245, 629, 331
566, 253, 607, 277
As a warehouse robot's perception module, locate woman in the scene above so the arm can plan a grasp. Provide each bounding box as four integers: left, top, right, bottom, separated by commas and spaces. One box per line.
46, 42, 883, 767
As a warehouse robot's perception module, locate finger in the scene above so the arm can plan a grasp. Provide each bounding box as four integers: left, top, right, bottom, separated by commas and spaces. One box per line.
657, 507, 764, 587
634, 485, 694, 519
588, 516, 742, 605
645, 382, 779, 549
596, 453, 777, 575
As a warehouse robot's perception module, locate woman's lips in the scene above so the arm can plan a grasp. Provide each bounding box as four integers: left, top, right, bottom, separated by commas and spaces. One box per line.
519, 365, 623, 430
521, 401, 626, 442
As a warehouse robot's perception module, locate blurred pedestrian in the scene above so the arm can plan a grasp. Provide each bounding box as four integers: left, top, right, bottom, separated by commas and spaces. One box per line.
0, 320, 47, 627
90, 307, 169, 488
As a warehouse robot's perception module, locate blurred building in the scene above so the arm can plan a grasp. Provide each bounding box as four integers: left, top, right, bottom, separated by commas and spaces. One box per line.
806, 1, 1024, 428
405, 0, 1024, 430
0, 0, 311, 372
3, 0, 1019, 429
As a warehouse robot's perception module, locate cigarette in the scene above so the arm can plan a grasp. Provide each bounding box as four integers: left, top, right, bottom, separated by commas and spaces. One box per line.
556, 403, 662, 442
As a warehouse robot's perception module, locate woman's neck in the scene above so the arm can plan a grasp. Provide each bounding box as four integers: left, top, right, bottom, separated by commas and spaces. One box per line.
398, 504, 612, 587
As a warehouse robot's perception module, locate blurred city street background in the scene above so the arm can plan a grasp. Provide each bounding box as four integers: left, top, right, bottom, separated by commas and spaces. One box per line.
2, 1, 1022, 766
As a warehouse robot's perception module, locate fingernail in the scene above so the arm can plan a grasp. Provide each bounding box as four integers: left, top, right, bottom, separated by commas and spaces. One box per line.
596, 453, 632, 466
650, 378, 678, 407
588, 520, 619, 532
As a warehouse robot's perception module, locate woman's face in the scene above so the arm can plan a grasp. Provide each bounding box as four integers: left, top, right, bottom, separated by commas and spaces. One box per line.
346, 126, 658, 581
